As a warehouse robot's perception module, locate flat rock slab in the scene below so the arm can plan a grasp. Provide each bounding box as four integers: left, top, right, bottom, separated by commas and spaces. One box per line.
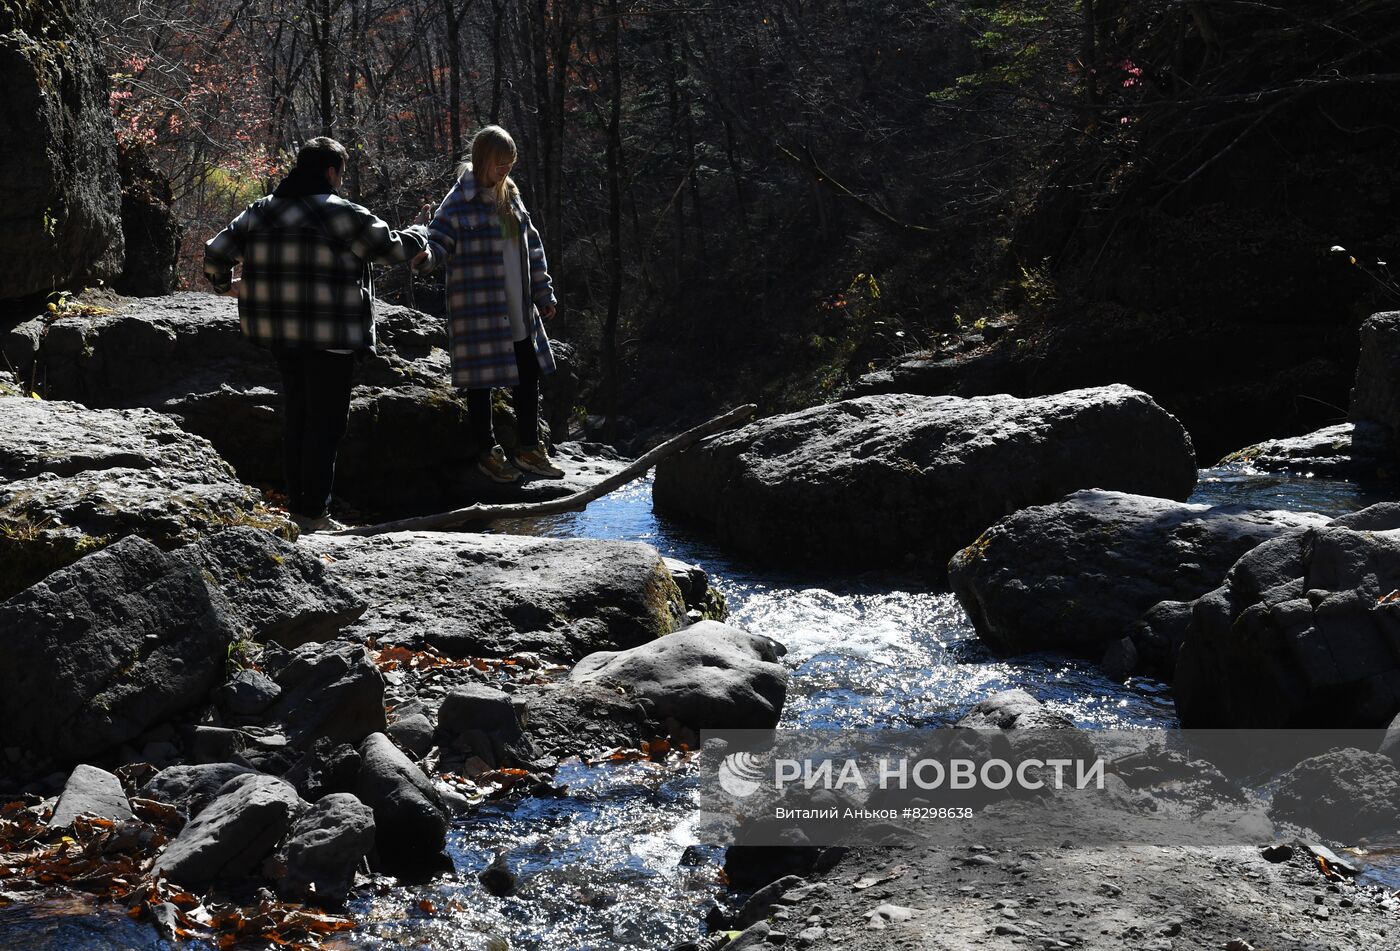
0, 394, 285, 598
948, 489, 1325, 666
653, 385, 1197, 569
302, 531, 684, 661
567, 620, 789, 730
1175, 504, 1400, 728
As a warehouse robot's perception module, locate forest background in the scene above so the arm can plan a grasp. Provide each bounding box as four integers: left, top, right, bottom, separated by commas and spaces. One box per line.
100, 0, 1400, 459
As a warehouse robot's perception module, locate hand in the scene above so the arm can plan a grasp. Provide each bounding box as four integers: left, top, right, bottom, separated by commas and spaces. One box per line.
220, 279, 242, 299
414, 202, 433, 226
411, 250, 430, 273
539, 303, 557, 320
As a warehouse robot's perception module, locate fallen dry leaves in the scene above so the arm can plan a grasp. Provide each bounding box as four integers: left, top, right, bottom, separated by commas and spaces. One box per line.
0, 797, 353, 948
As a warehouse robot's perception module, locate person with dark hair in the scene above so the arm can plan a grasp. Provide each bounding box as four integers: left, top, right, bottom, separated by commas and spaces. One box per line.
204, 136, 428, 533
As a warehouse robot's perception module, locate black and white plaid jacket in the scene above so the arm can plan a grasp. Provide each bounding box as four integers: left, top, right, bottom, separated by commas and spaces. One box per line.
203, 194, 428, 351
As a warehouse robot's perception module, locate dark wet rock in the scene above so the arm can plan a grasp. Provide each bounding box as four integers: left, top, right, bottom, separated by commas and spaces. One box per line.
735, 874, 806, 928
1269, 749, 1400, 842
1120, 600, 1195, 681
515, 681, 652, 759
354, 732, 449, 875
1352, 312, 1400, 444
303, 531, 684, 661
477, 852, 518, 897
215, 669, 283, 719
1218, 422, 1390, 481
947, 490, 1324, 668
49, 765, 133, 827
663, 557, 727, 622
260, 641, 386, 750
0, 535, 233, 763
434, 684, 538, 770
386, 713, 434, 760
283, 739, 362, 803
156, 774, 304, 886
654, 386, 1196, 569
113, 144, 181, 297
194, 527, 365, 648
138, 763, 257, 820
953, 690, 1075, 731
2, 293, 609, 516
567, 621, 788, 730
183, 726, 255, 767
0, 395, 286, 599
1175, 505, 1400, 728
269, 792, 375, 906
0, 0, 124, 299
723, 845, 846, 892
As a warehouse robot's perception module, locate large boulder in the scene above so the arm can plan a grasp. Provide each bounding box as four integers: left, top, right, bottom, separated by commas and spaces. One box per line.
1218, 422, 1390, 481
2, 293, 616, 515
567, 621, 788, 730
653, 386, 1196, 569
0, 394, 287, 599
302, 531, 685, 661
1175, 505, 1400, 728
1269, 748, 1400, 843
0, 525, 361, 767
156, 774, 304, 887
948, 490, 1325, 666
0, 0, 123, 299
0, 535, 234, 763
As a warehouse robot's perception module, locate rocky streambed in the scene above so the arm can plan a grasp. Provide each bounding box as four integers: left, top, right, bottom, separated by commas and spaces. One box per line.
6, 296, 1400, 950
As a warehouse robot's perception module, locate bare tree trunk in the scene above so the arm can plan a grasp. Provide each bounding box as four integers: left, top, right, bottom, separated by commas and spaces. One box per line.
603, 0, 624, 443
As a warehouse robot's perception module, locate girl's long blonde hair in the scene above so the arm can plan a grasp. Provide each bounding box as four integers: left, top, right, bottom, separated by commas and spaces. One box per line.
459, 125, 519, 208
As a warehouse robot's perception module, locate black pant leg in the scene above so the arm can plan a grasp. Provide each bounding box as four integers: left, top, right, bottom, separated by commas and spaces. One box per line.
276, 348, 310, 515
297, 350, 356, 518
466, 388, 494, 454
513, 338, 540, 447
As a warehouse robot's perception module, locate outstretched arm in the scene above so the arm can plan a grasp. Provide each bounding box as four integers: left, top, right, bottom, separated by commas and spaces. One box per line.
203, 207, 251, 293
416, 190, 461, 274
345, 205, 429, 265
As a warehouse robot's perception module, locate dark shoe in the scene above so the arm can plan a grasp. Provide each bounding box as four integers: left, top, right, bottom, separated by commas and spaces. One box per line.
477, 445, 520, 483
511, 443, 565, 478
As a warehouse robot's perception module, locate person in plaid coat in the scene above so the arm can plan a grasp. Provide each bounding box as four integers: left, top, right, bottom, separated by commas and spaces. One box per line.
413, 125, 563, 482
204, 137, 429, 531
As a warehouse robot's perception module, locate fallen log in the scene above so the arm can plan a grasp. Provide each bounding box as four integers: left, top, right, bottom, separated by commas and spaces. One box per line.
330, 404, 757, 537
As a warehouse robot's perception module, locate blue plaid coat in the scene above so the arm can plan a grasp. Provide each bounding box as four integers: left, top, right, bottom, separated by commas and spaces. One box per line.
424, 167, 557, 389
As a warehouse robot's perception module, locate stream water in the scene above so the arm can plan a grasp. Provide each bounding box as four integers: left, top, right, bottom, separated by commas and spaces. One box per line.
3, 465, 1395, 949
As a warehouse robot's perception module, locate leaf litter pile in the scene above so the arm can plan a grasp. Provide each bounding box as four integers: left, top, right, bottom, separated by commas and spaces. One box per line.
0, 797, 352, 948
